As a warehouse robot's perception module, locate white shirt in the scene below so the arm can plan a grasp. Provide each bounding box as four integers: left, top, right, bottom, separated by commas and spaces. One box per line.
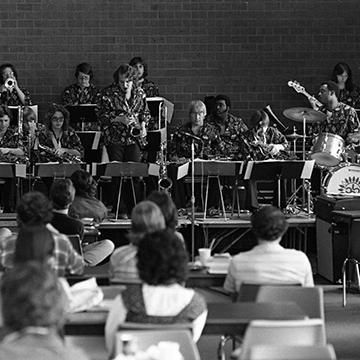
224, 241, 314, 294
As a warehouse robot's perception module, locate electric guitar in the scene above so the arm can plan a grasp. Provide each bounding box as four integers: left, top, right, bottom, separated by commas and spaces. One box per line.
288, 80, 323, 108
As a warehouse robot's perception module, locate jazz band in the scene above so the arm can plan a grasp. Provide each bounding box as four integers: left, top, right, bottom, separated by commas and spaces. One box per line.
1, 59, 360, 214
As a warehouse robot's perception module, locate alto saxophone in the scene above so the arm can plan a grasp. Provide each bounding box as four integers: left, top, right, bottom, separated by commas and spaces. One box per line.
38, 144, 82, 164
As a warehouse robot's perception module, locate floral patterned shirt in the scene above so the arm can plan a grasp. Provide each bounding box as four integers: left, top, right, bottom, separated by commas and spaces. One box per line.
309, 102, 359, 142
338, 86, 360, 109
61, 83, 101, 106
36, 127, 84, 162
140, 78, 159, 98
207, 113, 248, 159
97, 83, 151, 146
169, 122, 220, 159
0, 88, 32, 106
0, 126, 26, 163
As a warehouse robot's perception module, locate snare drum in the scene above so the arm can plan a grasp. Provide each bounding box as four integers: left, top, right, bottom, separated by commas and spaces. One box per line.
322, 164, 360, 195
311, 133, 344, 167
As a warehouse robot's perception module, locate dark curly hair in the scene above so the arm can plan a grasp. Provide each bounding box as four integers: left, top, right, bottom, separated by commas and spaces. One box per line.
251, 205, 288, 241
70, 169, 97, 198
0, 104, 13, 121
44, 103, 70, 132
14, 225, 55, 265
50, 178, 75, 210
1, 262, 66, 332
147, 190, 178, 231
0, 63, 18, 84
17, 191, 53, 226
129, 56, 148, 79
75, 62, 93, 80
137, 229, 188, 285
113, 63, 137, 84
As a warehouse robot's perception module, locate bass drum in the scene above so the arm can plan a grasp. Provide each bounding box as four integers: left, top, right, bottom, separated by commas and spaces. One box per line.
322, 164, 360, 195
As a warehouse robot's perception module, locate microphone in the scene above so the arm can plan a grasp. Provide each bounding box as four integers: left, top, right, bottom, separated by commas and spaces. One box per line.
263, 104, 288, 131
179, 131, 203, 142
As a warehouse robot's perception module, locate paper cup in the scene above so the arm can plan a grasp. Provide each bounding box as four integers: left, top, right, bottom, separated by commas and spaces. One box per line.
198, 248, 211, 266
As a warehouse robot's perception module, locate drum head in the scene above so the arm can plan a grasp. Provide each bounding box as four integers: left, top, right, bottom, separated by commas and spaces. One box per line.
323, 164, 360, 195
311, 152, 340, 167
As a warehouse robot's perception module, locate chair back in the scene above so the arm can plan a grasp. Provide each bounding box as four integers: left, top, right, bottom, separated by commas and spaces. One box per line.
240, 319, 327, 360
244, 344, 336, 360
67, 234, 83, 255
256, 286, 325, 319
115, 327, 200, 360
236, 282, 301, 302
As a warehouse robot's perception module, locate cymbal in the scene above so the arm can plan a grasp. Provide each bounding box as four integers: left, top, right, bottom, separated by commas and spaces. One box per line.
286, 132, 308, 140
283, 107, 326, 123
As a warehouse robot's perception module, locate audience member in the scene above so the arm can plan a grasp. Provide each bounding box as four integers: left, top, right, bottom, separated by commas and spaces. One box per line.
106, 229, 207, 355
224, 206, 314, 296
109, 201, 165, 281
69, 169, 108, 223
147, 190, 185, 243
0, 262, 89, 360
0, 191, 84, 276
50, 179, 114, 266
14, 225, 54, 266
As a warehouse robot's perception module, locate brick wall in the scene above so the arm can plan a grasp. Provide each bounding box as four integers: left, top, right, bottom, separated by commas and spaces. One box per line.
1, 0, 360, 128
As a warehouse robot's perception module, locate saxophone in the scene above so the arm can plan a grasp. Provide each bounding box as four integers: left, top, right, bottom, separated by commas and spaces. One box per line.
38, 144, 82, 164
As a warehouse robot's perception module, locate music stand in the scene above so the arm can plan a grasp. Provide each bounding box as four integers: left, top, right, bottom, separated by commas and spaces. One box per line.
76, 131, 102, 163
96, 162, 149, 220
244, 160, 314, 211
193, 160, 244, 220
34, 163, 84, 178
67, 105, 97, 131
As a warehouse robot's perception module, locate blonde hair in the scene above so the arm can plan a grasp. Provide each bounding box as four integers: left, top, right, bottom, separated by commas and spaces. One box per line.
188, 100, 206, 116
129, 201, 166, 245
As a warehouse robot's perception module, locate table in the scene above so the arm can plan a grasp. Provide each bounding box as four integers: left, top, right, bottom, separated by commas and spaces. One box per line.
65, 300, 306, 336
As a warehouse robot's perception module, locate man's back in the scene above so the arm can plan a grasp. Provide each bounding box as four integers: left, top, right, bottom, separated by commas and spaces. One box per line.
51, 211, 84, 240
224, 242, 314, 294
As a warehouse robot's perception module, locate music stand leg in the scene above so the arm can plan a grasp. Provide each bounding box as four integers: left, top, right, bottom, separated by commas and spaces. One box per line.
203, 176, 210, 220
115, 177, 124, 221
277, 176, 281, 209
130, 177, 137, 205
236, 183, 241, 216
217, 176, 227, 220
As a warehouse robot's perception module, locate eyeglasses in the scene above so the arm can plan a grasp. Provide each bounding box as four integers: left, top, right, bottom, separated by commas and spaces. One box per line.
52, 116, 64, 122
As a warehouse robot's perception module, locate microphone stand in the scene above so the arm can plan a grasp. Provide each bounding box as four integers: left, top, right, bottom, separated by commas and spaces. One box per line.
191, 140, 195, 263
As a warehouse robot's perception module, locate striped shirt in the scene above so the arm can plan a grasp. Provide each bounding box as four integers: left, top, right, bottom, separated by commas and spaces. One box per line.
0, 224, 84, 277
224, 241, 314, 294
109, 244, 140, 282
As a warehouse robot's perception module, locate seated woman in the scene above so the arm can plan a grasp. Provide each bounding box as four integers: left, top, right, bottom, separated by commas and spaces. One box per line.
0, 63, 32, 106
69, 169, 108, 223
62, 62, 100, 106
36, 104, 83, 163
129, 56, 159, 98
105, 229, 208, 355
147, 190, 185, 244
0, 105, 25, 212
109, 200, 165, 281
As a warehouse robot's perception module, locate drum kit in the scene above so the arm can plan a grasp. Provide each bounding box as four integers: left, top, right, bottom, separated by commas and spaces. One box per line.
283, 107, 360, 196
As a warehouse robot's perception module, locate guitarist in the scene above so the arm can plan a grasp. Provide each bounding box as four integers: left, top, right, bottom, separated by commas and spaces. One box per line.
244, 109, 289, 160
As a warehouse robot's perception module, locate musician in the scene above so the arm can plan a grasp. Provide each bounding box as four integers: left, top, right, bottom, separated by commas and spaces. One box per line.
243, 109, 289, 211
37, 104, 84, 163
98, 64, 150, 217
0, 105, 24, 212
309, 80, 359, 143
169, 100, 220, 160
129, 56, 159, 98
207, 94, 248, 159
0, 63, 32, 106
169, 100, 220, 210
61, 62, 100, 106
244, 109, 289, 159
331, 62, 360, 109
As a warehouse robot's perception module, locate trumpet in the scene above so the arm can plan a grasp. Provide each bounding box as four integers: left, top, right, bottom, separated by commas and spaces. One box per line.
4, 77, 15, 91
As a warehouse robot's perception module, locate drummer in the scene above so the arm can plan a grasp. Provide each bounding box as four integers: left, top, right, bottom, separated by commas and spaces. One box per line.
309, 80, 359, 143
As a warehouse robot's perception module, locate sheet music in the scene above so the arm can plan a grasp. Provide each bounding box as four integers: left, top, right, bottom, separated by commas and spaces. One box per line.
244, 161, 254, 180
301, 160, 315, 179
92, 131, 101, 150
148, 163, 160, 176
177, 162, 189, 179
